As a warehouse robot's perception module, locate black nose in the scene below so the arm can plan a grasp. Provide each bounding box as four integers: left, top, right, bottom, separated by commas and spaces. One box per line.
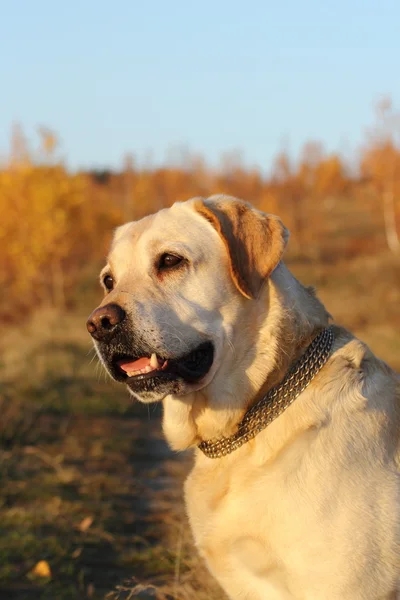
86, 303, 126, 341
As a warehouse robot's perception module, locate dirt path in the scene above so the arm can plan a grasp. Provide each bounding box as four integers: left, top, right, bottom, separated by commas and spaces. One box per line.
0, 406, 193, 599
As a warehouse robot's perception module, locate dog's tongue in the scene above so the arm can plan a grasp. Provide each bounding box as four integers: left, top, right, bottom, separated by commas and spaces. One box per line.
119, 357, 151, 372
118, 353, 162, 374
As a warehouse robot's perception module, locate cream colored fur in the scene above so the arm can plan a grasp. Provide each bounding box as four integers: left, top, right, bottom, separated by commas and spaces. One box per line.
99, 195, 400, 599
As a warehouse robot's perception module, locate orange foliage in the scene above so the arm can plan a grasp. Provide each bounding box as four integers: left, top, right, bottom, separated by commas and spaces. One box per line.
1, 112, 399, 321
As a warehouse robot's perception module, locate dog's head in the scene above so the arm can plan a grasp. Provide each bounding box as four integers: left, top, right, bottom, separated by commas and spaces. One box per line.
87, 195, 289, 403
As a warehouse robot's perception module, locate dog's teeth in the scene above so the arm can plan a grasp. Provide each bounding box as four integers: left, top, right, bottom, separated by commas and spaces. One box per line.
150, 353, 158, 368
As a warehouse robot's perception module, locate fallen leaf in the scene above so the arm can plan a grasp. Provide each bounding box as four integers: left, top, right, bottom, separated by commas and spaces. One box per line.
78, 516, 94, 532
31, 560, 51, 578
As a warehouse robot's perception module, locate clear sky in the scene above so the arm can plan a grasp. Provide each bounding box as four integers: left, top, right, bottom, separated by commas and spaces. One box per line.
1, 0, 399, 172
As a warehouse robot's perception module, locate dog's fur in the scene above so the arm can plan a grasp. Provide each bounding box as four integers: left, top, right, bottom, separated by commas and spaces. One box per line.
91, 195, 400, 599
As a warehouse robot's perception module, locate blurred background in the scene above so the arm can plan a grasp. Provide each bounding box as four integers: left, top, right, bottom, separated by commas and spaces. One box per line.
1, 1, 399, 598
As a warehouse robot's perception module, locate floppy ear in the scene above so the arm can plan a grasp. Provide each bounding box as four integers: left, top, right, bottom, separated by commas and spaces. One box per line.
194, 195, 289, 299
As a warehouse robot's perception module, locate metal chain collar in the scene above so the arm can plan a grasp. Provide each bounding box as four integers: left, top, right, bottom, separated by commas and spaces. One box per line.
198, 326, 335, 459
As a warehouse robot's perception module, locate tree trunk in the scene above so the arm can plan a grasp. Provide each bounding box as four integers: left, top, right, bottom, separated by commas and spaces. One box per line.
383, 184, 400, 254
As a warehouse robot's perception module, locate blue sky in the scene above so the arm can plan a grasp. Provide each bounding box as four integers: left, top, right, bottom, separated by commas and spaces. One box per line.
1, 0, 399, 171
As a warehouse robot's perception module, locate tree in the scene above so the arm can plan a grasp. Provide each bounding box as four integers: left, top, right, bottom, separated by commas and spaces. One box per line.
362, 98, 400, 254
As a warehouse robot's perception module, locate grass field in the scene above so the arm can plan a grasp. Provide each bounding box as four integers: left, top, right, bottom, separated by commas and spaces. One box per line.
1, 253, 399, 599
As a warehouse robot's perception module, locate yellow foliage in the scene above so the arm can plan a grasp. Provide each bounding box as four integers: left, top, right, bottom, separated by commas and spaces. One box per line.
0, 164, 87, 304
0, 123, 399, 322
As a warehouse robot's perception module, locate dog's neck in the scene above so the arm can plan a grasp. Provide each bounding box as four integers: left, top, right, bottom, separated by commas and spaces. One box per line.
162, 262, 330, 451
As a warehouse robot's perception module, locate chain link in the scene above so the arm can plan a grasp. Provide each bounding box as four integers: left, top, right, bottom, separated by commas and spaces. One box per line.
198, 326, 335, 458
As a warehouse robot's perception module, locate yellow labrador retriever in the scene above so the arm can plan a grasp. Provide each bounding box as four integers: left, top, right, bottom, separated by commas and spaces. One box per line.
87, 195, 400, 600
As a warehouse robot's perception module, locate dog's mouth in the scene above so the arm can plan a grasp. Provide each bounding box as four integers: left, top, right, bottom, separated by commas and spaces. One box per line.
110, 341, 214, 388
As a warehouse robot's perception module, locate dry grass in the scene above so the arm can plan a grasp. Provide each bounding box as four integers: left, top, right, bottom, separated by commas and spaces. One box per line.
293, 252, 400, 370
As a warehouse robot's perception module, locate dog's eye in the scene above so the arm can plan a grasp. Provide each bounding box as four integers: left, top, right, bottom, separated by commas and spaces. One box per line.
158, 253, 183, 270
103, 275, 114, 291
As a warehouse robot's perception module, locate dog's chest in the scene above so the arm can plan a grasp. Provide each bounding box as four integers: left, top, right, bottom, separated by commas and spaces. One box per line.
184, 450, 311, 598
185, 434, 400, 600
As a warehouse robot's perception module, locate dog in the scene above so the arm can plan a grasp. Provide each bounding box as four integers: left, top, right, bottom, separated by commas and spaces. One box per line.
87, 195, 400, 599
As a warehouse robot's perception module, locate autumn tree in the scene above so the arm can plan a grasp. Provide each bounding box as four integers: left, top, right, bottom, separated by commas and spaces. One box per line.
362, 98, 400, 254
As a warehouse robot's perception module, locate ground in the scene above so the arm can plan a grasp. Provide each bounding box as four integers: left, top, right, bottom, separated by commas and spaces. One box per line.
0, 253, 399, 599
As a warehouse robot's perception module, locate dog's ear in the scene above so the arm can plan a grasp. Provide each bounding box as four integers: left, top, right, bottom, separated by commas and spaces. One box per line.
194, 195, 289, 299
